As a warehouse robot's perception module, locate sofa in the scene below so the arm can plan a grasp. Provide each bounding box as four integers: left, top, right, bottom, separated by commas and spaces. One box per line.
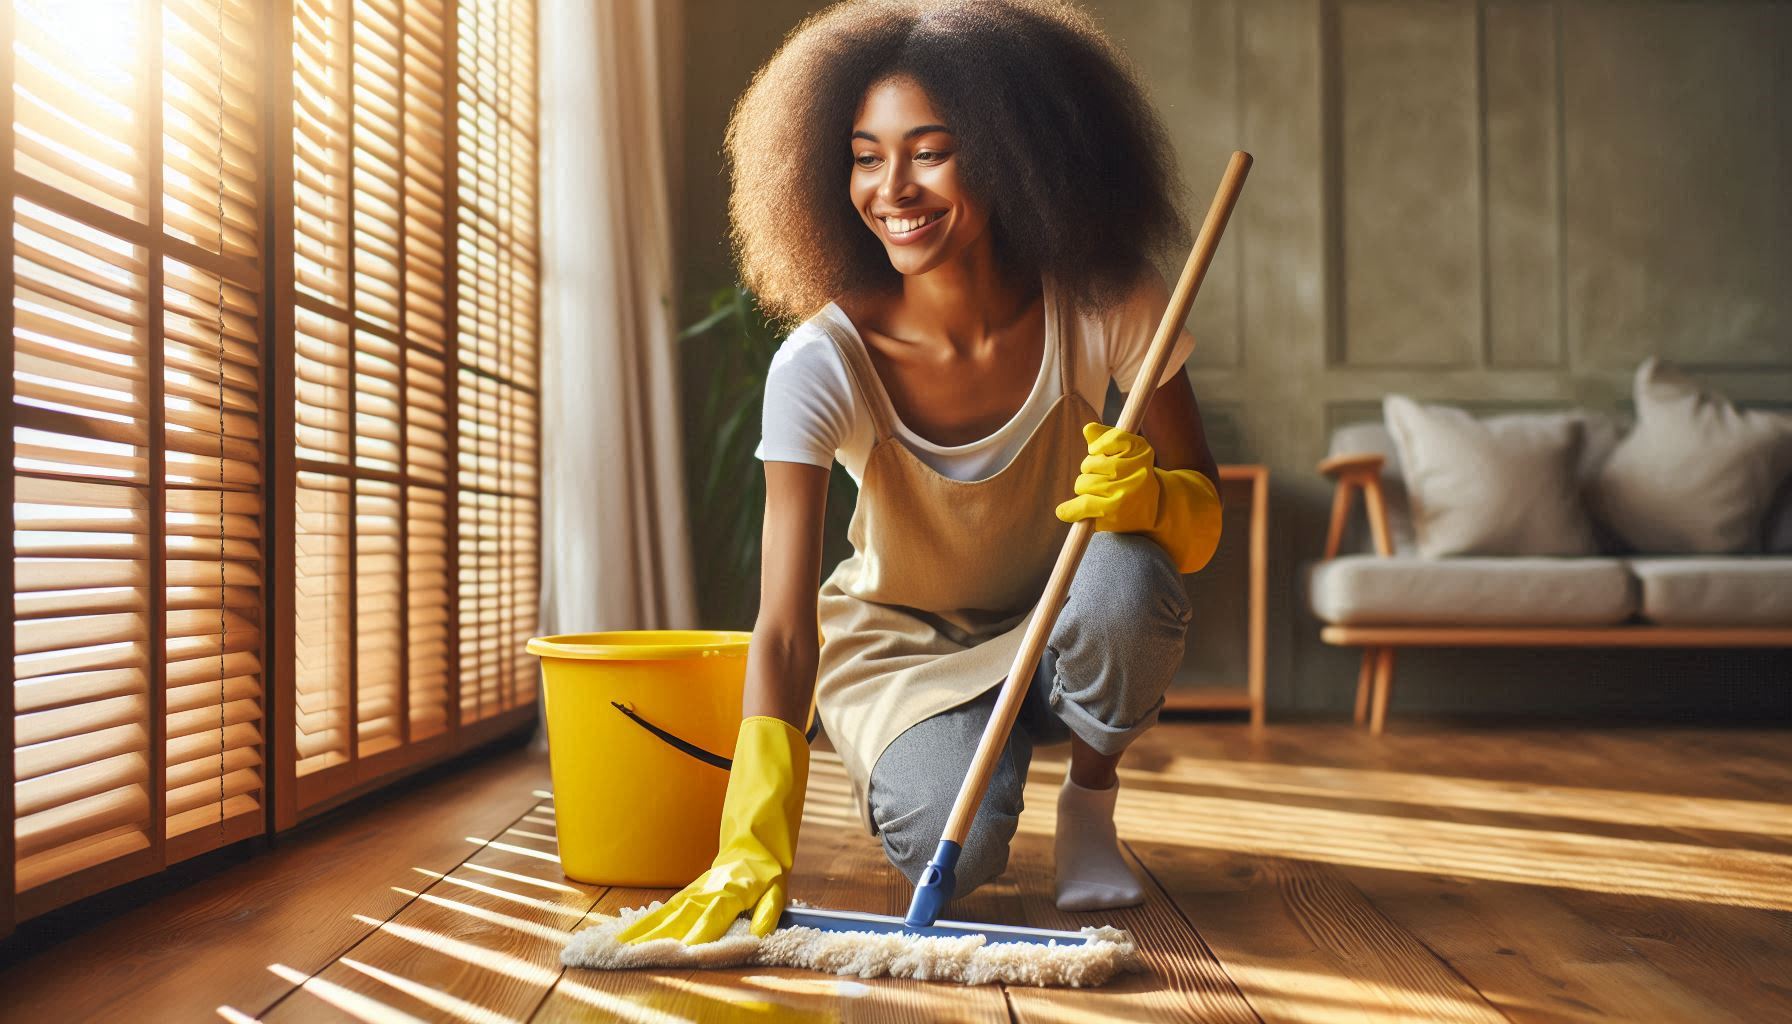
1308, 404, 1792, 734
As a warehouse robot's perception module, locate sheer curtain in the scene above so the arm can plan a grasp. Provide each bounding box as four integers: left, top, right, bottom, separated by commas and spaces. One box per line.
537, 0, 697, 636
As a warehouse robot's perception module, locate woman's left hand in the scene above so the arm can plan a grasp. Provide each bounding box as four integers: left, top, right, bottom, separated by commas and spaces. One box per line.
1055, 422, 1223, 573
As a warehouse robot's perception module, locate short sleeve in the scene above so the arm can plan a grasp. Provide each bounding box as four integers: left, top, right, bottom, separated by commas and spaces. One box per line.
754, 325, 855, 469
1103, 267, 1198, 393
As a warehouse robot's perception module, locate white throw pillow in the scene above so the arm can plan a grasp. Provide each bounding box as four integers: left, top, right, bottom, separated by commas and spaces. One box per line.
1383, 395, 1598, 558
1591, 358, 1792, 554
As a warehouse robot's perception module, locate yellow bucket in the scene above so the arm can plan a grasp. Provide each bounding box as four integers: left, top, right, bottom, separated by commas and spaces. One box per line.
526, 630, 750, 886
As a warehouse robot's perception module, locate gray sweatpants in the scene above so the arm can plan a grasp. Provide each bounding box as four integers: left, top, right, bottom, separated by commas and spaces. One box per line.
866, 532, 1193, 893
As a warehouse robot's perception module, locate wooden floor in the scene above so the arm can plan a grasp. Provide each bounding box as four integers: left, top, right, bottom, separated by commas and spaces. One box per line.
3, 719, 1790, 1022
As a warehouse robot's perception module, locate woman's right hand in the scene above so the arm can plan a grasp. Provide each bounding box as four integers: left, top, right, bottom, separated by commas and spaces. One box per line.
616, 715, 809, 944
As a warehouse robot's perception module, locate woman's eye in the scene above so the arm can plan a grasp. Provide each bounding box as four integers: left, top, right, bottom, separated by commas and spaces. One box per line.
853, 150, 945, 167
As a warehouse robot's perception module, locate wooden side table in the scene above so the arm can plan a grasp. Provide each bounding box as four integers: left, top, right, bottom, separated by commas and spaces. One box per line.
1161, 464, 1267, 726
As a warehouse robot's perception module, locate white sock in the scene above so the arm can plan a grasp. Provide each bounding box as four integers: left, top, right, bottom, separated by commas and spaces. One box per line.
1053, 775, 1144, 912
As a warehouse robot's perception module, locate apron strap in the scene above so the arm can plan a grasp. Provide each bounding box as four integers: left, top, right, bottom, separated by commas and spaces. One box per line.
1048, 279, 1076, 400
817, 310, 899, 441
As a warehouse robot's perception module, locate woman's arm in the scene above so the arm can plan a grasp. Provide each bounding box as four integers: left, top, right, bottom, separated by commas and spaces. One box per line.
742, 460, 831, 726
1140, 371, 1219, 483
617, 459, 825, 948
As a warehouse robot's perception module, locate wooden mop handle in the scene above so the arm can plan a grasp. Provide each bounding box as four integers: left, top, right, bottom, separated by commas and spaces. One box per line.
940, 151, 1253, 845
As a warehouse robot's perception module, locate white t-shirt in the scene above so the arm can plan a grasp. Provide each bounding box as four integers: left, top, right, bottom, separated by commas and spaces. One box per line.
754, 271, 1197, 485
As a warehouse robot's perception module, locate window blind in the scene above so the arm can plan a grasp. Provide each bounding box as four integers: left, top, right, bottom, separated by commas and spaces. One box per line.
286, 0, 445, 789
7, 0, 267, 919
454, 0, 538, 725
7, 0, 541, 928
278, 0, 538, 822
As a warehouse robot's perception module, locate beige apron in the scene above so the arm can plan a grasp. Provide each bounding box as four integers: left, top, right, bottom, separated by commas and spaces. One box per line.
812, 288, 1100, 832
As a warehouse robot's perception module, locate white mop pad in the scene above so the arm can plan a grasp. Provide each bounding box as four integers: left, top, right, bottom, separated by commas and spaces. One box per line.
562, 901, 1144, 987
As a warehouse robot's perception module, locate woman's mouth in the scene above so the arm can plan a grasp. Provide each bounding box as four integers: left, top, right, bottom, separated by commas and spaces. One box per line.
880, 209, 946, 244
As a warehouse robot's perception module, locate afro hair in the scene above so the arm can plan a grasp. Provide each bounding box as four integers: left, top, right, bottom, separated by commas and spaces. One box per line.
724, 0, 1190, 324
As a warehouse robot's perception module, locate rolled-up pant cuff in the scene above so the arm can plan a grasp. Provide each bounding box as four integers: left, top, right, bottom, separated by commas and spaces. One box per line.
1026, 532, 1191, 755
1045, 658, 1166, 755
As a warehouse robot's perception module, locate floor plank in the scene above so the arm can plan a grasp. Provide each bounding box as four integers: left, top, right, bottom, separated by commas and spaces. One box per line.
0, 743, 550, 1024
260, 797, 607, 1023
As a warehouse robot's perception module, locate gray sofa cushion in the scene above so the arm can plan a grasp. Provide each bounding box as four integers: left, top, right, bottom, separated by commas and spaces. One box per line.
1628, 558, 1792, 627
1590, 358, 1792, 554
1383, 396, 1598, 557
1308, 556, 1637, 627
1327, 413, 1628, 557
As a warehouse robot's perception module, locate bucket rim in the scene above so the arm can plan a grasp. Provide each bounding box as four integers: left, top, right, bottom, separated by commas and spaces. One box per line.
526, 629, 750, 660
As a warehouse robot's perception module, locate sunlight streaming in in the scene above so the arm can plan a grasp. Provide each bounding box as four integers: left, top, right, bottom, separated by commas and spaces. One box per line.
1220, 960, 1508, 1024
503, 827, 557, 844
350, 917, 558, 986
741, 974, 871, 999
464, 836, 561, 863
337, 958, 519, 1024
400, 889, 575, 942
447, 861, 583, 893
658, 974, 820, 1019
1098, 756, 1792, 837
403, 873, 588, 919
266, 963, 427, 1024
548, 978, 698, 1024
1066, 779, 1792, 910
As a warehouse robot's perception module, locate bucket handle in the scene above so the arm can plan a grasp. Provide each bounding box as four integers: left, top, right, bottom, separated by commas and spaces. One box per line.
609, 702, 821, 771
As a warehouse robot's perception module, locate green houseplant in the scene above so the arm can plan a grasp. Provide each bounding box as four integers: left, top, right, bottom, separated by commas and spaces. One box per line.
681, 285, 858, 628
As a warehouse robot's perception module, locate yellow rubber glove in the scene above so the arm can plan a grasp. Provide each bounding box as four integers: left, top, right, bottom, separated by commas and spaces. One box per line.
615, 715, 809, 945
1054, 422, 1223, 574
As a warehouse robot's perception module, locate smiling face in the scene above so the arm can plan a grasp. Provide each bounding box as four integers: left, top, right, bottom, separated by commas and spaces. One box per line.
849, 75, 991, 278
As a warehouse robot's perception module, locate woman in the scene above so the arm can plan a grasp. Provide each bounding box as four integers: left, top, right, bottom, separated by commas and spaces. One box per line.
621, 0, 1222, 946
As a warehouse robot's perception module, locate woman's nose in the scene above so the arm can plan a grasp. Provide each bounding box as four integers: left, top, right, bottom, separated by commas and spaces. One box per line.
878, 158, 917, 205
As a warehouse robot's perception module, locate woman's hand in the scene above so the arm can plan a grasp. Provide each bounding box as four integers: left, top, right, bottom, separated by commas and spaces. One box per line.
616, 460, 826, 945
1056, 423, 1160, 534
616, 716, 809, 944
1055, 421, 1223, 573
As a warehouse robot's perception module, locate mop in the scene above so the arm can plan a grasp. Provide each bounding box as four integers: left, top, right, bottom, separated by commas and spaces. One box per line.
562, 151, 1252, 988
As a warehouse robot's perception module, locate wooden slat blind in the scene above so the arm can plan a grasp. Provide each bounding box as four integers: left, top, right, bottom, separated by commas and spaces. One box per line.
8, 0, 267, 918
7, 0, 540, 929
279, 0, 538, 818
454, 0, 538, 725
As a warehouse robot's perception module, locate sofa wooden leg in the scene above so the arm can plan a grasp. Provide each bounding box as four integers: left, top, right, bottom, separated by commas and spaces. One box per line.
1353, 648, 1376, 725
1369, 647, 1396, 735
